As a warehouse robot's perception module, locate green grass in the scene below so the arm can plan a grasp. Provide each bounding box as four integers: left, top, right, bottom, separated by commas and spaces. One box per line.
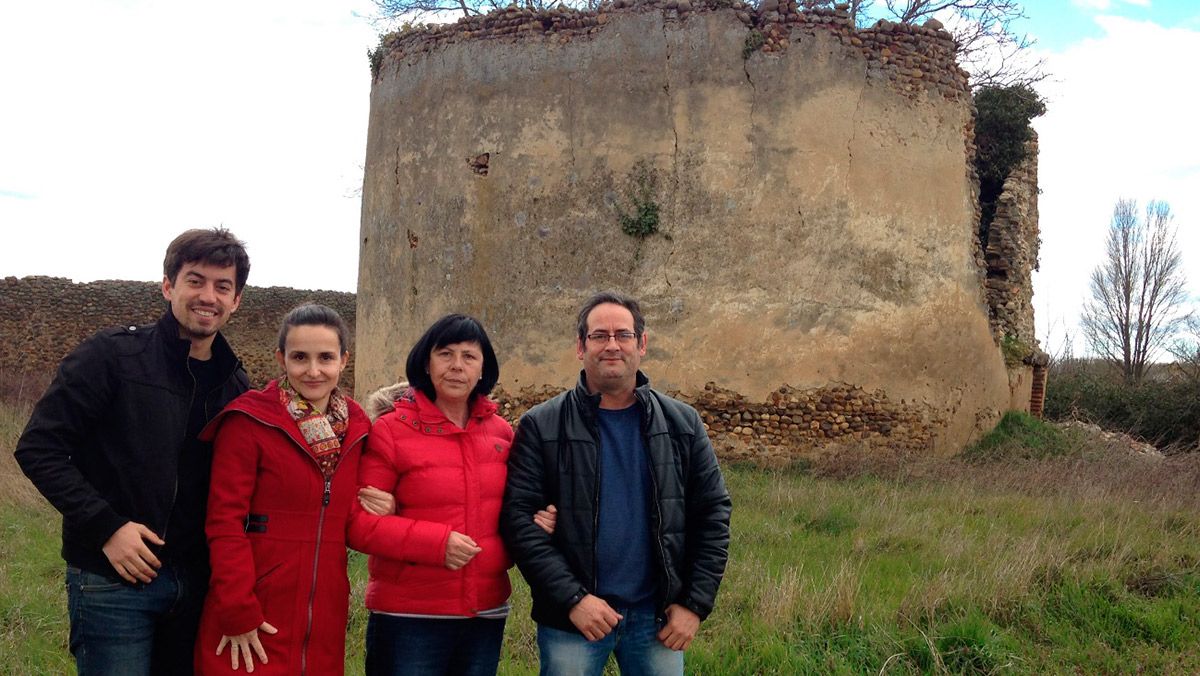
962, 410, 1078, 461
4, 401, 1199, 674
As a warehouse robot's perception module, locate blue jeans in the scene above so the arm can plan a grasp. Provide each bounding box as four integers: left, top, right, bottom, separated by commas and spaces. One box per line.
365, 613, 506, 676
537, 601, 684, 676
65, 561, 206, 676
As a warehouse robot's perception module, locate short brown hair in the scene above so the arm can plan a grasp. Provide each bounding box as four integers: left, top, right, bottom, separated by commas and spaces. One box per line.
576, 291, 645, 341
163, 228, 250, 293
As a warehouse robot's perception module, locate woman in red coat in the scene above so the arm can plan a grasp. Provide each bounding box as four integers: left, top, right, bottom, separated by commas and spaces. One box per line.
195, 304, 392, 674
348, 314, 552, 676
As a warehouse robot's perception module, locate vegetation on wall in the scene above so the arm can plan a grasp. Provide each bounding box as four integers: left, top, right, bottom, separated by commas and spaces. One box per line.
616, 160, 661, 238
1000, 333, 1033, 368
742, 29, 765, 59
973, 83, 1045, 245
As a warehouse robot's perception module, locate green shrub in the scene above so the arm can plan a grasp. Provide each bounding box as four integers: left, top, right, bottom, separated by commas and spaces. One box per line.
1045, 370, 1200, 450
974, 84, 1046, 242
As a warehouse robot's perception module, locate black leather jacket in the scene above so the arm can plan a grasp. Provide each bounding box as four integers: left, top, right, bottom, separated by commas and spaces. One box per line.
15, 310, 248, 576
500, 371, 732, 632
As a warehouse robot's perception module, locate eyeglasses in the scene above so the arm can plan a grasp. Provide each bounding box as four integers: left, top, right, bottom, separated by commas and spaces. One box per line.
585, 331, 639, 345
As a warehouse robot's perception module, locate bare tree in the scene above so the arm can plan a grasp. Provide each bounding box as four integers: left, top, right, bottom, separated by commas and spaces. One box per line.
1081, 199, 1190, 385
1169, 315, 1200, 382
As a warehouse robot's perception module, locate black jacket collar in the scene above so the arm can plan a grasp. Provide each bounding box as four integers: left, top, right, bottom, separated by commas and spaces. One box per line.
154, 308, 241, 378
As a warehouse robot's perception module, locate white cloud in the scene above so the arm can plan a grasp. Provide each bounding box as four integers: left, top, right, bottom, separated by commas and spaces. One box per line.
0, 1, 379, 291
1032, 15, 1200, 353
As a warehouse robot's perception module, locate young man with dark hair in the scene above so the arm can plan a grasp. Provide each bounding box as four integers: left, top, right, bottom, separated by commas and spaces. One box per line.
501, 291, 732, 675
15, 227, 251, 674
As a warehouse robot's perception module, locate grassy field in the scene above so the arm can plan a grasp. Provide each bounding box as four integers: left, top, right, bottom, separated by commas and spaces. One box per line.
3, 400, 1198, 674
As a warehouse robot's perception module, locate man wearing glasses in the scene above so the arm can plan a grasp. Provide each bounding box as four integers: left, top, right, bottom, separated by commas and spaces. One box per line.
502, 291, 731, 675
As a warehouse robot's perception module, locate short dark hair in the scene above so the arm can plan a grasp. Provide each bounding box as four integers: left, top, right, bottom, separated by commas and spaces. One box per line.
406, 314, 499, 402
278, 304, 351, 354
163, 227, 251, 293
576, 291, 645, 341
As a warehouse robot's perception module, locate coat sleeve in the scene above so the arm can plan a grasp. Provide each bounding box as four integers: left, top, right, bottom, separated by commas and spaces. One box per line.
205, 413, 268, 637
500, 413, 589, 612
678, 407, 732, 621
345, 418, 450, 566
13, 334, 128, 552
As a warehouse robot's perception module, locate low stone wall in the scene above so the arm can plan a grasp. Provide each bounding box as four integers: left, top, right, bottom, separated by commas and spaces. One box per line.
0, 276, 357, 390
491, 379, 936, 465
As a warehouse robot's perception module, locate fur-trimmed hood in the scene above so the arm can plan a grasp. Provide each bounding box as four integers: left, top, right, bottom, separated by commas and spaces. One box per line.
365, 382, 410, 422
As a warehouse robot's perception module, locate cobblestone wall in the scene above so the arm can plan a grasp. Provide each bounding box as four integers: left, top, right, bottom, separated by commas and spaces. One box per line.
0, 277, 357, 390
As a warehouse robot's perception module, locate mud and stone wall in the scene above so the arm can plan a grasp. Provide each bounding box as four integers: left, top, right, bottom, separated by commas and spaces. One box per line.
0, 277, 357, 390
357, 3, 1036, 455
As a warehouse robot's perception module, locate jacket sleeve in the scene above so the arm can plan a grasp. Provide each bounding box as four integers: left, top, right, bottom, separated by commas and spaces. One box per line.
205, 413, 268, 637
500, 413, 588, 612
345, 419, 450, 566
13, 334, 128, 551
678, 407, 732, 621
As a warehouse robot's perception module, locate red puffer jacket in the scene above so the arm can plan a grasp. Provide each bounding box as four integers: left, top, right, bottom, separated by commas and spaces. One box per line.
347, 388, 513, 616
194, 380, 369, 676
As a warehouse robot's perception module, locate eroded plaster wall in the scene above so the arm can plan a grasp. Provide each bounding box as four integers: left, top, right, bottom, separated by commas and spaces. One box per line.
358, 6, 1019, 453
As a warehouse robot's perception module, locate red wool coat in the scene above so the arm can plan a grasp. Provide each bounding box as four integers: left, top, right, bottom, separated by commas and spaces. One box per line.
347, 389, 513, 616
194, 380, 370, 676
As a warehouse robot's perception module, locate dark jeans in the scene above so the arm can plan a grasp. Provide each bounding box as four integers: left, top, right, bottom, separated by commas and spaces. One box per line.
537, 600, 684, 676
365, 613, 506, 676
65, 561, 207, 676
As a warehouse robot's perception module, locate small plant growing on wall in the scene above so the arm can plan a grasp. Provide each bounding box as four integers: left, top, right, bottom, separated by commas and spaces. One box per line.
742, 30, 765, 59
1001, 334, 1033, 368
617, 160, 660, 238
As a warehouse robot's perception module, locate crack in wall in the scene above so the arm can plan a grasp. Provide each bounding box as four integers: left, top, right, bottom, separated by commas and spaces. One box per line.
743, 33, 758, 133
660, 12, 681, 292
846, 68, 866, 191
566, 68, 578, 171
661, 14, 680, 183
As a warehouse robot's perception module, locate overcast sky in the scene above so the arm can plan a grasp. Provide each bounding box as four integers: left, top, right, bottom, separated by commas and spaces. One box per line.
2, 0, 1196, 353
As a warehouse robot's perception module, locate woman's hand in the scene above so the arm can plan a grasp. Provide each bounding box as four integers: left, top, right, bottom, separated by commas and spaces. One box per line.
444, 531, 481, 570
534, 504, 558, 535
215, 621, 278, 672
358, 485, 396, 515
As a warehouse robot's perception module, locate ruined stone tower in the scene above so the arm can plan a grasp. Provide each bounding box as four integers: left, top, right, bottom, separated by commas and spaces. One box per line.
356, 4, 1039, 454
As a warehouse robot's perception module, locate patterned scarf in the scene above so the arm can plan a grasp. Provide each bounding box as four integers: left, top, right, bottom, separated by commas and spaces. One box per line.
279, 378, 348, 478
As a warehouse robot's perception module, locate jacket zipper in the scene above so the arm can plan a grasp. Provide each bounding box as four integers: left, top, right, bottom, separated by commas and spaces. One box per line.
300, 476, 331, 676
240, 412, 366, 675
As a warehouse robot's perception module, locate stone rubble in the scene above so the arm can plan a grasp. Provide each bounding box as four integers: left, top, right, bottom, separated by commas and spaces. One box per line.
373, 1, 971, 103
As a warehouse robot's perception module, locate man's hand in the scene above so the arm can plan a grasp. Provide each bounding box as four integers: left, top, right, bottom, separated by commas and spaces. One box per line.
533, 504, 557, 534
216, 621, 278, 672
357, 485, 396, 515
568, 594, 623, 641
656, 604, 700, 651
444, 531, 481, 570
101, 522, 164, 584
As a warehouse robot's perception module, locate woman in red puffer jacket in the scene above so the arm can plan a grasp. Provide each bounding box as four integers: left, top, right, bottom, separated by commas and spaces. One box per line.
348, 314, 554, 676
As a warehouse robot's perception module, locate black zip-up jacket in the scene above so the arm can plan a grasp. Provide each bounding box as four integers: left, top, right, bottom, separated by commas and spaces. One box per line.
15, 310, 248, 577
500, 370, 732, 632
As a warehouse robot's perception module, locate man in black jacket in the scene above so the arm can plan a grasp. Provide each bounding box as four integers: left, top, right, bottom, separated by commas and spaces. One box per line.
501, 291, 731, 675
15, 228, 250, 675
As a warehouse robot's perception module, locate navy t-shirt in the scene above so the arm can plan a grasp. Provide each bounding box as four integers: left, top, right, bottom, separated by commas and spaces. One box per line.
594, 404, 657, 606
